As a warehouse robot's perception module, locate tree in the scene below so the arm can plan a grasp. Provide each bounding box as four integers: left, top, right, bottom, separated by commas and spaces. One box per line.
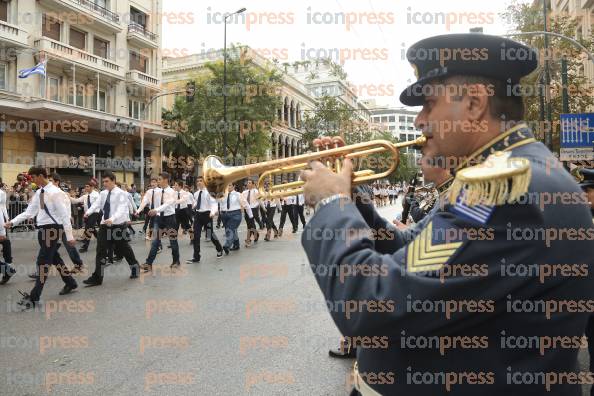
163, 46, 282, 166
501, 1, 594, 152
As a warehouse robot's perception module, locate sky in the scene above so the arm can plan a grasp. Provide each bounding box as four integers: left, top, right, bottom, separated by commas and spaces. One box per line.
162, 0, 532, 108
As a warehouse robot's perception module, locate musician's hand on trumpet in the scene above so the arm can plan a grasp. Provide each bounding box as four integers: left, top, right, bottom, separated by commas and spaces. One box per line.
300, 158, 354, 206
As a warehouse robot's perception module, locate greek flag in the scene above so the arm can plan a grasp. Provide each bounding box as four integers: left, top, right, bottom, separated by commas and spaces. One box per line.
18, 61, 47, 79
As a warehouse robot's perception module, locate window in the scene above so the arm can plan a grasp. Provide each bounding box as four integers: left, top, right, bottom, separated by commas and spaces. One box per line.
95, 0, 107, 8
389, 116, 395, 122
408, 134, 415, 140
130, 7, 147, 28
48, 77, 59, 101
0, 64, 6, 90
69, 28, 86, 50
381, 116, 388, 123
92, 90, 106, 112
0, 1, 8, 22
128, 100, 145, 120
68, 83, 84, 106
407, 116, 414, 123
400, 134, 406, 141
129, 51, 147, 73
42, 15, 61, 41
94, 37, 109, 59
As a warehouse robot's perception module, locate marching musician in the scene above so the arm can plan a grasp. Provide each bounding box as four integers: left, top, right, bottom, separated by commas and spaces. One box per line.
6, 167, 78, 309
83, 172, 140, 286
300, 34, 594, 395
241, 179, 261, 246
174, 180, 192, 235
141, 172, 180, 272
261, 187, 280, 241
71, 181, 100, 253
0, 179, 14, 284
220, 183, 253, 254
187, 176, 224, 263
279, 195, 297, 235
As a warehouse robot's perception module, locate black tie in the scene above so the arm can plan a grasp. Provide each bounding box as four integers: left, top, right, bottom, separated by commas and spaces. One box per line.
266, 200, 270, 210
197, 191, 202, 211
247, 189, 251, 205
177, 192, 181, 210
150, 190, 155, 209
40, 188, 45, 210
160, 189, 164, 214
87, 194, 91, 209
227, 193, 231, 210
103, 190, 111, 220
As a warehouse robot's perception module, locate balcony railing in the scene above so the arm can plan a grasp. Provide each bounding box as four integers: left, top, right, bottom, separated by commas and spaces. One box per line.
70, 0, 119, 23
126, 70, 160, 87
34, 37, 122, 76
128, 22, 157, 41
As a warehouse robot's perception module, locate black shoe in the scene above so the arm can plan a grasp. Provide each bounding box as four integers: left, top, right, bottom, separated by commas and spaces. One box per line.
223, 247, 229, 255
186, 258, 200, 264
59, 284, 77, 295
328, 346, 357, 359
114, 257, 123, 262
292, 229, 297, 233
230, 246, 240, 251
17, 291, 35, 310
167, 246, 172, 249
78, 248, 88, 253
28, 273, 37, 280
170, 262, 181, 269
130, 272, 138, 279
141, 264, 152, 273
0, 269, 14, 285
83, 277, 102, 286
216, 251, 223, 258
70, 264, 84, 274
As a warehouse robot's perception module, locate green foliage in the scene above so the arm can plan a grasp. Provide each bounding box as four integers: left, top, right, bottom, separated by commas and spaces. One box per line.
163, 46, 282, 164
501, 1, 594, 151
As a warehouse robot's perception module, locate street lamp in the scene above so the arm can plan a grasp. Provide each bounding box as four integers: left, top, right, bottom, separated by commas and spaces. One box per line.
223, 7, 247, 162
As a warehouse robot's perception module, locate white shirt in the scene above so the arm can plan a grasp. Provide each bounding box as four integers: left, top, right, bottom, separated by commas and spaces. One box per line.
126, 192, 137, 214
174, 189, 192, 210
0, 189, 9, 222
153, 186, 177, 217
283, 196, 295, 205
193, 188, 218, 216
137, 188, 161, 212
295, 194, 305, 206
184, 190, 194, 206
12, 183, 74, 240
241, 188, 260, 208
261, 197, 279, 208
71, 190, 100, 212
85, 187, 131, 225
220, 191, 253, 217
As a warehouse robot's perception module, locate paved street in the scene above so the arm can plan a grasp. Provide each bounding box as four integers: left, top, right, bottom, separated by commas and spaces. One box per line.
0, 201, 591, 395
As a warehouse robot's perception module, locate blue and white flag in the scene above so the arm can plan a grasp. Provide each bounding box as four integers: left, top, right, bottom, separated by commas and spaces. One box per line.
18, 60, 47, 79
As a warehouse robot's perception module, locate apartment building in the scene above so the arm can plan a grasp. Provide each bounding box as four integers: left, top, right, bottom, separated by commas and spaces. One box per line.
162, 47, 317, 162
0, 0, 168, 186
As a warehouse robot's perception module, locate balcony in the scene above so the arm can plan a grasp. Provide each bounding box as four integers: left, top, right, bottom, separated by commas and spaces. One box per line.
34, 37, 125, 80
582, 0, 594, 8
0, 21, 28, 48
38, 0, 121, 32
126, 70, 161, 91
127, 23, 158, 49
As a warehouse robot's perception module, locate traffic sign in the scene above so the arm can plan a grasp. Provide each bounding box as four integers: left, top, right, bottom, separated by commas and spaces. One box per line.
560, 113, 594, 161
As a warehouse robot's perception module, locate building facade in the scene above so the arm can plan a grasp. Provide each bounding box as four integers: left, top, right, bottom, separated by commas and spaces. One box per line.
550, 0, 594, 83
0, 0, 170, 187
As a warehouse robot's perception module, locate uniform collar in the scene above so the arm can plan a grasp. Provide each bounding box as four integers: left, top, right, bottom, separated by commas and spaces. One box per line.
454, 122, 536, 173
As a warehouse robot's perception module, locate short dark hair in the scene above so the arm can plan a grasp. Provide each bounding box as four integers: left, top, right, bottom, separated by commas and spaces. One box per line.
28, 167, 47, 178
196, 176, 203, 182
159, 172, 170, 181
50, 172, 61, 182
150, 177, 157, 182
441, 75, 524, 122
175, 180, 184, 187
103, 171, 116, 181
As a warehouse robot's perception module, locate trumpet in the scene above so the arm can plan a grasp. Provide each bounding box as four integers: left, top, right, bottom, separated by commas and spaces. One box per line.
203, 135, 427, 199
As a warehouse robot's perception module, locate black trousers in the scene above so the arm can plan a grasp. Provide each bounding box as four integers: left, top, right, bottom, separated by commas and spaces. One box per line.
244, 211, 258, 241
192, 211, 222, 260
0, 236, 12, 264
142, 207, 153, 232
259, 206, 266, 228
81, 212, 100, 249
93, 224, 139, 281
280, 204, 296, 230
293, 204, 306, 229
265, 206, 278, 232
251, 206, 264, 229
30, 226, 77, 302
176, 207, 191, 232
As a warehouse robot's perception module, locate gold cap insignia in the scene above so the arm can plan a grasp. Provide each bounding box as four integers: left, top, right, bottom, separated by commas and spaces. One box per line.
448, 151, 531, 206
